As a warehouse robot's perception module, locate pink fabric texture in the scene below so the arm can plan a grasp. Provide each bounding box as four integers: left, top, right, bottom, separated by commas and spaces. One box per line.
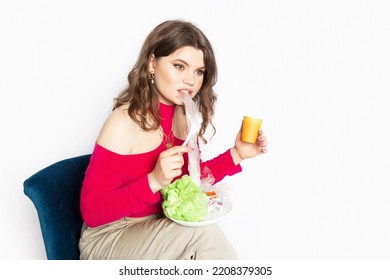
80, 103, 242, 227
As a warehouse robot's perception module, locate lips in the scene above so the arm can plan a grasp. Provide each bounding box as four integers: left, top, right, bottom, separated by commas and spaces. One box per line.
178, 89, 193, 96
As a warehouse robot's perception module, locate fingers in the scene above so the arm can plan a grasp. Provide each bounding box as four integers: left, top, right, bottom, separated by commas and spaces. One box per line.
257, 130, 267, 144
161, 153, 185, 169
154, 145, 191, 188
163, 145, 191, 156
257, 131, 268, 153
159, 150, 186, 171
258, 135, 267, 144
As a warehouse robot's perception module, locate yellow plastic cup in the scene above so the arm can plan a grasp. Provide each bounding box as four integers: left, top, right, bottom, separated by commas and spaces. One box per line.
241, 116, 263, 143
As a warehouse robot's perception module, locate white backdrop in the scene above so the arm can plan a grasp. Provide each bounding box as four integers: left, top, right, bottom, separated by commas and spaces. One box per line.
1, 0, 389, 260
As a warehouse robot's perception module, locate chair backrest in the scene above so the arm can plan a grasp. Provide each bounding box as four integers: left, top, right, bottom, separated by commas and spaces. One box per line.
24, 154, 91, 260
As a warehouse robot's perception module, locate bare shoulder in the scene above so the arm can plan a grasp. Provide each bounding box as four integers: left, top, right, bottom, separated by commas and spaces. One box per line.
96, 105, 139, 155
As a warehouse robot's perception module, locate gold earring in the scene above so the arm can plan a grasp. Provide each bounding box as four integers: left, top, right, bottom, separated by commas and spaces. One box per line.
149, 72, 155, 84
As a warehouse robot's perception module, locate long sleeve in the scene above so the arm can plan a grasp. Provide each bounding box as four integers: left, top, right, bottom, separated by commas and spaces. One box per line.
200, 149, 242, 184
81, 143, 242, 227
80, 144, 162, 228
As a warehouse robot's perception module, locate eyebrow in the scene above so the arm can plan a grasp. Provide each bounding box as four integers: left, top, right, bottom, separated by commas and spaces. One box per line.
174, 59, 205, 70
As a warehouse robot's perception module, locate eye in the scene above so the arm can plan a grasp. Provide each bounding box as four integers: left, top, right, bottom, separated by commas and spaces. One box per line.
195, 69, 205, 76
174, 64, 184, 71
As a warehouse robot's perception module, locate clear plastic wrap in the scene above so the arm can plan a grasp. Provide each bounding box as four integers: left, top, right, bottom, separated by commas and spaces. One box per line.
180, 93, 230, 213
161, 93, 231, 222
180, 92, 202, 186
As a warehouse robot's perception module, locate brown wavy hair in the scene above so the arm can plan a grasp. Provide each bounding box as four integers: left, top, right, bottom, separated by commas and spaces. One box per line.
113, 19, 217, 143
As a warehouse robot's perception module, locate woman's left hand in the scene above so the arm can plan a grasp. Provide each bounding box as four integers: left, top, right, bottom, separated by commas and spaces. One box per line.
231, 123, 268, 164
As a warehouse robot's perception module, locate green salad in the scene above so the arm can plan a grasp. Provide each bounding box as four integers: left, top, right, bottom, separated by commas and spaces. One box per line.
161, 175, 208, 222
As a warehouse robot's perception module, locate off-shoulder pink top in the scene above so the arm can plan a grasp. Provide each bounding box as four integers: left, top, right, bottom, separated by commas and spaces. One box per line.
80, 103, 242, 227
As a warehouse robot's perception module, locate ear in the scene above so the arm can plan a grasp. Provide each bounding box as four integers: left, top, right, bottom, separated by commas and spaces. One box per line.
148, 54, 156, 73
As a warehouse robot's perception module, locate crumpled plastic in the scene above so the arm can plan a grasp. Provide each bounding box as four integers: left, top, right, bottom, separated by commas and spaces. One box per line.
161, 93, 229, 222
180, 92, 202, 186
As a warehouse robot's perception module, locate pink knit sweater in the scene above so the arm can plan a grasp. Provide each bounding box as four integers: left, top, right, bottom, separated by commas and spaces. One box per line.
80, 103, 242, 227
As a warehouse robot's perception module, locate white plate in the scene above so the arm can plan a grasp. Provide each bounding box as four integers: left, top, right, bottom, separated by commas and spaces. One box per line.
169, 199, 233, 227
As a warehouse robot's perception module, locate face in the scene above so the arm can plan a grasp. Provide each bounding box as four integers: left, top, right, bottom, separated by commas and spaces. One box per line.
148, 46, 205, 105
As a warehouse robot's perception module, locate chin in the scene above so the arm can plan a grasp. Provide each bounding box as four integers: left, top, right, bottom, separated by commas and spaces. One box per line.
173, 96, 185, 105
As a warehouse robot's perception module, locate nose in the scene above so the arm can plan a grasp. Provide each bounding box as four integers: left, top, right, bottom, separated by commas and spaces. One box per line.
183, 72, 195, 86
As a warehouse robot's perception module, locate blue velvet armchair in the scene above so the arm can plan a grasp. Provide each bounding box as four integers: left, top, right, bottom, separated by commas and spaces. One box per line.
23, 154, 91, 260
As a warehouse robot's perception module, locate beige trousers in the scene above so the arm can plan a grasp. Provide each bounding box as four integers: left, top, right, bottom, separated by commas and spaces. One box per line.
79, 215, 237, 260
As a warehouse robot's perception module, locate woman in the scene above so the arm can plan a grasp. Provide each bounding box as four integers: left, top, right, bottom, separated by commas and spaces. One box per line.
79, 19, 268, 260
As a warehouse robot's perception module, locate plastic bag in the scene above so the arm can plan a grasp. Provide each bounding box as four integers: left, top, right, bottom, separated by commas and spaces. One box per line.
180, 93, 230, 206
161, 93, 229, 221
180, 92, 202, 186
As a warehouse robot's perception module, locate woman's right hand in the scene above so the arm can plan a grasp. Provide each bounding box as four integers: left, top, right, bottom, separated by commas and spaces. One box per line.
148, 146, 191, 193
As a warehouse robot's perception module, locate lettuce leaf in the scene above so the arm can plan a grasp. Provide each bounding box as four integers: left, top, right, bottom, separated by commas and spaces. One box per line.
161, 175, 208, 222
